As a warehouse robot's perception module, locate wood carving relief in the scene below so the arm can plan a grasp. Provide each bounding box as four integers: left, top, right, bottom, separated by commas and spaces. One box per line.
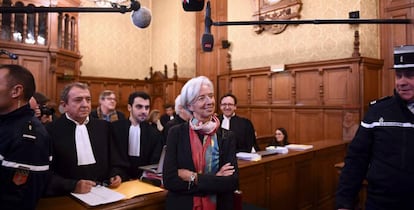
252, 0, 302, 34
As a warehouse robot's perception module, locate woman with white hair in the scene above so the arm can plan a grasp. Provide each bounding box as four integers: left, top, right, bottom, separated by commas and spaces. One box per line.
163, 76, 239, 210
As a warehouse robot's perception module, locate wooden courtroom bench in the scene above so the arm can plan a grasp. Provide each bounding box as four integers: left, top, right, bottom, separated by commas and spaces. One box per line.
256, 135, 275, 151
36, 190, 167, 210
238, 140, 348, 210
37, 140, 348, 210
334, 162, 367, 210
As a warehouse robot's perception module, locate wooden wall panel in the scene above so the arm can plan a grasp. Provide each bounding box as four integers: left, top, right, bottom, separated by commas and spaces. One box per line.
323, 110, 343, 140
20, 55, 49, 94
323, 68, 349, 105
268, 158, 295, 210
270, 109, 295, 141
165, 82, 174, 104
235, 108, 250, 120
239, 164, 267, 207
250, 108, 271, 137
295, 70, 320, 105
218, 57, 383, 143
314, 145, 346, 209
84, 81, 105, 107
0, 57, 16, 65
217, 76, 229, 100
73, 73, 189, 118
119, 84, 135, 106
272, 72, 293, 104
231, 76, 249, 105
251, 74, 269, 105
295, 110, 323, 143
295, 153, 315, 210
152, 96, 164, 112
362, 64, 383, 114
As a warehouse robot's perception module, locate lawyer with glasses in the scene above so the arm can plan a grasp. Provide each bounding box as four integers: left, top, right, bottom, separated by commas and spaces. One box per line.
218, 93, 260, 152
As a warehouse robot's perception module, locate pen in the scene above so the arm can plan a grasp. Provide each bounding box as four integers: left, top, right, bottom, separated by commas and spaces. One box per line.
95, 180, 110, 187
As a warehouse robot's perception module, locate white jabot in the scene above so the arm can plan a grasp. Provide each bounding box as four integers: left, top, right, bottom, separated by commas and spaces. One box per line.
129, 124, 141, 157
251, 147, 256, 153
221, 115, 231, 130
408, 102, 414, 114
65, 113, 96, 166
169, 115, 174, 120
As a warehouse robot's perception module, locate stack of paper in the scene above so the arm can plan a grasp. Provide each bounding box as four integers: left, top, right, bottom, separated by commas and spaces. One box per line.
236, 152, 261, 161
265, 146, 289, 154
285, 144, 314, 151
71, 186, 125, 206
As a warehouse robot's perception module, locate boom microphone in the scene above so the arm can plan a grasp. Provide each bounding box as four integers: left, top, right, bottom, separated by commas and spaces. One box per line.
182, 0, 204, 12
131, 6, 152, 28
201, 1, 214, 52
0, 49, 18, 60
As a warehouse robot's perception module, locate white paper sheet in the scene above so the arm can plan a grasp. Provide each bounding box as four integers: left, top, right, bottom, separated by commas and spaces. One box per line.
71, 186, 125, 206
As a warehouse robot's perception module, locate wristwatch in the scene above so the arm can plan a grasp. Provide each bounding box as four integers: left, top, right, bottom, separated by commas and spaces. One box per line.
190, 173, 196, 182
188, 173, 196, 190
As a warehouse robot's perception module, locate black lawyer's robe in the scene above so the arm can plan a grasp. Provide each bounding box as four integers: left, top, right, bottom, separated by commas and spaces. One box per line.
45, 115, 126, 196
218, 114, 260, 152
112, 119, 163, 180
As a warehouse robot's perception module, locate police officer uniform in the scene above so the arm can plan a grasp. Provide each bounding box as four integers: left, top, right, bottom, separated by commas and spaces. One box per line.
336, 45, 414, 209
0, 104, 51, 209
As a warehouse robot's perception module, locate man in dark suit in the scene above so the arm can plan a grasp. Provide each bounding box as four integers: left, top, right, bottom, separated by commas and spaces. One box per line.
162, 95, 192, 144
45, 82, 125, 196
218, 93, 260, 153
160, 103, 176, 126
112, 91, 163, 180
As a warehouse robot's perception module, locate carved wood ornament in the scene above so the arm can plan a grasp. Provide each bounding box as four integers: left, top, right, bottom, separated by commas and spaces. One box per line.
252, 0, 302, 34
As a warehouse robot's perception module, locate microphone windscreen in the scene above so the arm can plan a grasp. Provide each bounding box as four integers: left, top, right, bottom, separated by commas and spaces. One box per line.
182, 0, 204, 12
131, 6, 152, 29
10, 54, 18, 60
201, 33, 214, 52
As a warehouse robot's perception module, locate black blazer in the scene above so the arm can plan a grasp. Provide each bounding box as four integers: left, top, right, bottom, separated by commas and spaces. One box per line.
45, 115, 126, 196
160, 113, 177, 126
218, 114, 260, 152
163, 123, 239, 210
112, 119, 163, 180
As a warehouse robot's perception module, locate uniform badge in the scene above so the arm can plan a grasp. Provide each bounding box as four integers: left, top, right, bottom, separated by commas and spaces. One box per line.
13, 167, 30, 185
22, 121, 37, 141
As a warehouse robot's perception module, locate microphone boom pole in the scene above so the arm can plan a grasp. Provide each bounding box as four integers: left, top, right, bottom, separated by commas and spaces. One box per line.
212, 18, 411, 26
0, 0, 142, 14
0, 7, 130, 13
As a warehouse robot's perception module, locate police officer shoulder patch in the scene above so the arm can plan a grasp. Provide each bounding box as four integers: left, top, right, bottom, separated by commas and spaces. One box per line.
369, 96, 392, 107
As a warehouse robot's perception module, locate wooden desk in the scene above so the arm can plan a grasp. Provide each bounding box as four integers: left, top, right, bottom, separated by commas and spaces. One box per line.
37, 140, 348, 210
36, 190, 167, 210
238, 140, 348, 210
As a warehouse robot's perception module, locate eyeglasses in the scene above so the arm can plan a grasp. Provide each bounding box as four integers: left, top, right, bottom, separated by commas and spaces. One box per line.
104, 97, 117, 101
220, 103, 235, 107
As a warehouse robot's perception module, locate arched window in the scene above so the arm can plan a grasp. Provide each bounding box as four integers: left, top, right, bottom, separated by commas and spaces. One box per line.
25, 4, 35, 44
0, 0, 12, 40
1, 1, 48, 45
13, 1, 24, 42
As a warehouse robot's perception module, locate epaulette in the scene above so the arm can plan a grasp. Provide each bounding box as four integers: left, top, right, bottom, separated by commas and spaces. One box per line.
369, 96, 392, 107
